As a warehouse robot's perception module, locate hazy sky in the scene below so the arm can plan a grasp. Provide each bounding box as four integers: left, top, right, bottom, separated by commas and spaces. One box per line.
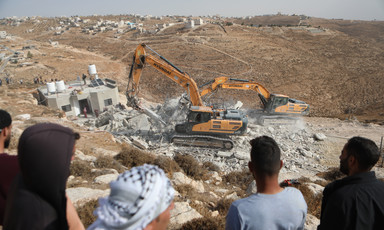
0, 0, 383, 21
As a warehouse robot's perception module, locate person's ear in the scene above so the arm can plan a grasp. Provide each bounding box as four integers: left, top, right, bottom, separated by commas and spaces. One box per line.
349, 155, 358, 168
2, 126, 9, 137
279, 160, 283, 170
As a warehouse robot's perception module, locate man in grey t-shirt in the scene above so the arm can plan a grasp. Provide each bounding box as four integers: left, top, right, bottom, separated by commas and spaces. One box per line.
226, 136, 307, 230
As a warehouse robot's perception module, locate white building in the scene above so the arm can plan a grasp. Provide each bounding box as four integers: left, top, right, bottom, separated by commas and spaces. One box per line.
194, 18, 204, 25
37, 78, 119, 117
186, 20, 194, 29
0, 31, 7, 39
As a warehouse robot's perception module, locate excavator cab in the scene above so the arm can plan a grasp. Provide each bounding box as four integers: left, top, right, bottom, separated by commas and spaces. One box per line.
267, 94, 309, 115
188, 110, 211, 123
266, 94, 289, 113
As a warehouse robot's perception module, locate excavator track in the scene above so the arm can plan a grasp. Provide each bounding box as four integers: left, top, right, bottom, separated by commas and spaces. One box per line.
170, 134, 234, 150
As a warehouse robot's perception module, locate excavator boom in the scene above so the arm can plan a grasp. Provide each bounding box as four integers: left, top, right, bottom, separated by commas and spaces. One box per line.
127, 43, 203, 107
200, 77, 310, 123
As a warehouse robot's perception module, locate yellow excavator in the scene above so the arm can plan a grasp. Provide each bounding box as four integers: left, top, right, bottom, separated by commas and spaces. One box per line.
200, 77, 309, 124
126, 44, 248, 149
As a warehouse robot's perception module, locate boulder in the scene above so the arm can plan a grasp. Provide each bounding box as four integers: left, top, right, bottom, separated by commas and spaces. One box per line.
172, 172, 192, 185
94, 174, 119, 184
75, 150, 97, 162
207, 171, 222, 182
305, 214, 320, 230
211, 210, 219, 217
172, 172, 205, 193
66, 187, 110, 207
170, 202, 202, 226
216, 151, 232, 158
91, 147, 119, 157
314, 133, 327, 141
225, 192, 239, 200
14, 114, 31, 121
306, 183, 324, 196
233, 151, 249, 160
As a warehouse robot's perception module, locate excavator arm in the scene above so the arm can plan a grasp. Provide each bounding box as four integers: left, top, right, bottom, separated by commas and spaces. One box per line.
200, 77, 309, 116
200, 77, 271, 107
126, 43, 204, 108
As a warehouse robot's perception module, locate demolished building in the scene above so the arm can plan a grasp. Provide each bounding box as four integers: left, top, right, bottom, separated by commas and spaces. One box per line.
37, 78, 119, 117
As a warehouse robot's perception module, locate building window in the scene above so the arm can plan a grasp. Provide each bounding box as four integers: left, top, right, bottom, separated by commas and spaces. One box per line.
104, 98, 113, 106
61, 104, 71, 112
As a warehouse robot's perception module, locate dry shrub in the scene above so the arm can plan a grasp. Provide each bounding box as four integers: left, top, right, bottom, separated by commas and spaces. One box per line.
215, 198, 234, 216
202, 161, 221, 172
189, 202, 212, 219
70, 160, 94, 180
297, 184, 322, 218
316, 167, 345, 182
298, 177, 311, 184
94, 155, 125, 173
223, 169, 253, 190
175, 184, 215, 205
314, 179, 329, 187
154, 155, 181, 174
114, 144, 155, 168
178, 216, 225, 230
175, 184, 195, 197
77, 199, 98, 228
174, 154, 209, 180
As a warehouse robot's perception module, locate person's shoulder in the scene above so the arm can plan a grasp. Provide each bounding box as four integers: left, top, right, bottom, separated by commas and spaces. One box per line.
230, 195, 256, 209
284, 186, 303, 195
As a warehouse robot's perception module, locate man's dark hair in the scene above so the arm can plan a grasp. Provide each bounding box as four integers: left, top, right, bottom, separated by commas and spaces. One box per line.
0, 109, 12, 130
345, 136, 380, 171
250, 136, 281, 176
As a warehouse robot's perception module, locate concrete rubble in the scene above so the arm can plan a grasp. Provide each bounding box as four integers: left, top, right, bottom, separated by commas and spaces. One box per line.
74, 96, 331, 174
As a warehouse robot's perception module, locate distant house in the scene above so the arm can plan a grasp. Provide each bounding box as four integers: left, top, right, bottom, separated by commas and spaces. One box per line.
194, 18, 204, 25
186, 20, 194, 29
0, 31, 6, 39
37, 78, 119, 117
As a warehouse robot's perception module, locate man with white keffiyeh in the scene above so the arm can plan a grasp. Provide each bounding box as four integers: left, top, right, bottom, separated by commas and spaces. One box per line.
88, 164, 175, 230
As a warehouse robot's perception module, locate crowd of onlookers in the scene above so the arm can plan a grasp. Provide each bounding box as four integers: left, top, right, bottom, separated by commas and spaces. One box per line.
0, 76, 63, 86
1, 108, 384, 230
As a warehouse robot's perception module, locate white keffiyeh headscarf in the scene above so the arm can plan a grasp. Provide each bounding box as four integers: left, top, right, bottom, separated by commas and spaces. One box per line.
87, 164, 175, 230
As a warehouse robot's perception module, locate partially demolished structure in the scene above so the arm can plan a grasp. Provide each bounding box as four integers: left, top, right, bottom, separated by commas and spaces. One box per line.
37, 78, 119, 117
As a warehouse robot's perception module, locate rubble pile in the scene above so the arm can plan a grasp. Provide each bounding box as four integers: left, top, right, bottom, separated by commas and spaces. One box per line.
76, 97, 329, 174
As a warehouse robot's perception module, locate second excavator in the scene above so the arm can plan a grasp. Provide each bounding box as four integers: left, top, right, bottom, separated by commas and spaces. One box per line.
126, 44, 248, 150
200, 77, 310, 124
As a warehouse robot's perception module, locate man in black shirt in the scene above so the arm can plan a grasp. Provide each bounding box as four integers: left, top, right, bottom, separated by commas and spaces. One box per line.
318, 136, 384, 230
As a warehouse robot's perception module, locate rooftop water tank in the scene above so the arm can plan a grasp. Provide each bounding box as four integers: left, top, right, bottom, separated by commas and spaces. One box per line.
55, 80, 65, 93
88, 64, 97, 75
47, 82, 56, 93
